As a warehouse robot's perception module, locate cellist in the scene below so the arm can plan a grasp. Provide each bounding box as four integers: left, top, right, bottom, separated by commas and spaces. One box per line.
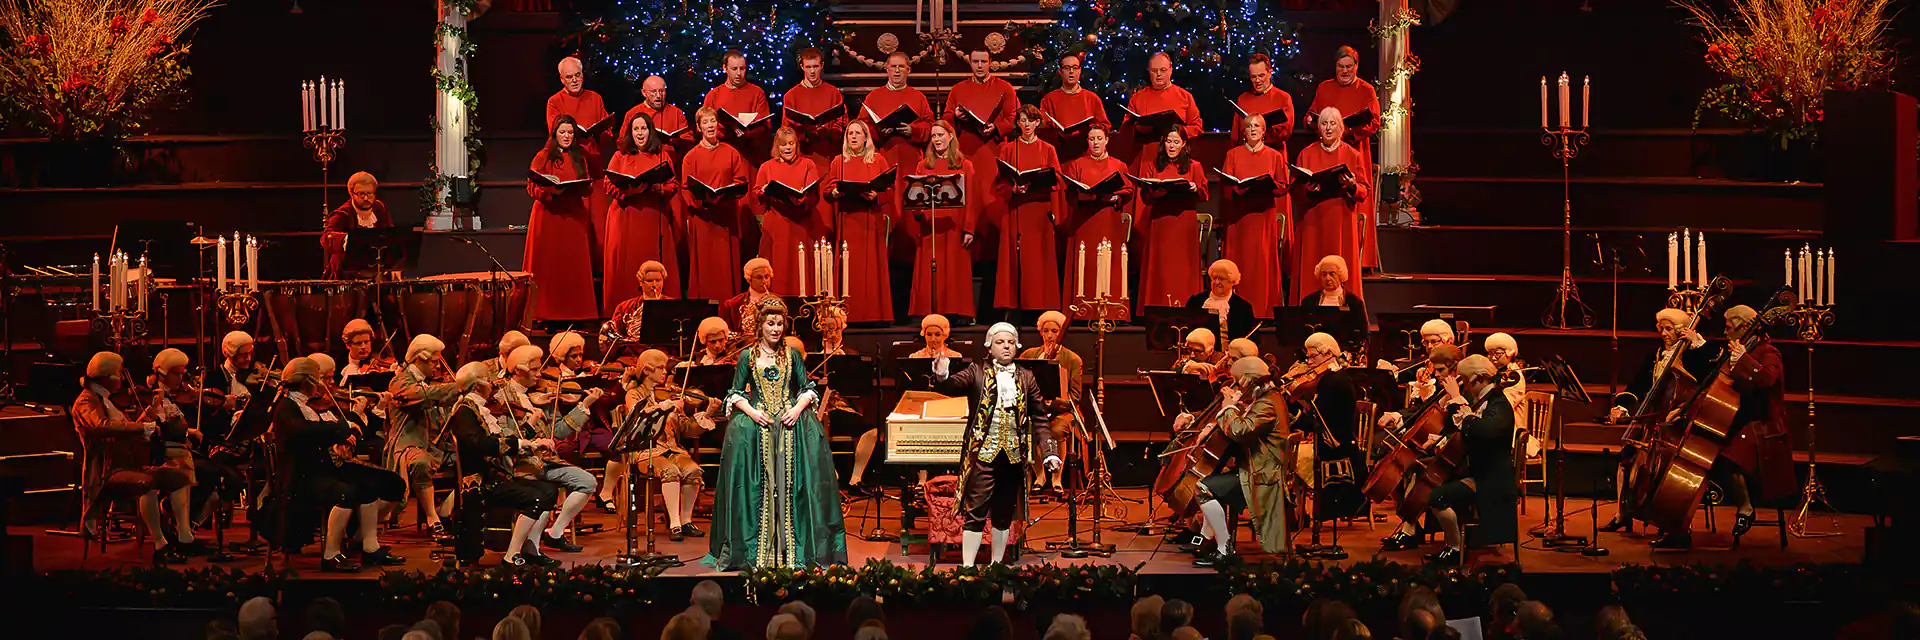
1190, 356, 1291, 567
1403, 355, 1518, 564
1597, 307, 1712, 546
1375, 344, 1463, 552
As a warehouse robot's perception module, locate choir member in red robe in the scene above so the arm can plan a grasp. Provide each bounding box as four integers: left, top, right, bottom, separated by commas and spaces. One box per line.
702, 50, 774, 165
321, 171, 393, 279
993, 106, 1064, 313
1125, 53, 1203, 159
752, 127, 826, 297
547, 56, 616, 272
1218, 114, 1289, 317
1309, 46, 1381, 269
524, 115, 601, 323
1292, 107, 1370, 302
602, 112, 683, 314
1233, 54, 1296, 154
860, 51, 935, 178
624, 76, 695, 156
784, 48, 847, 170
1038, 52, 1110, 162
825, 120, 897, 324
900, 121, 978, 319
948, 48, 1020, 238
1062, 126, 1136, 321
1133, 128, 1208, 311
680, 107, 754, 302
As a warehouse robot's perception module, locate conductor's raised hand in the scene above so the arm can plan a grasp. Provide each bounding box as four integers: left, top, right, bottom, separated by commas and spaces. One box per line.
931, 354, 951, 379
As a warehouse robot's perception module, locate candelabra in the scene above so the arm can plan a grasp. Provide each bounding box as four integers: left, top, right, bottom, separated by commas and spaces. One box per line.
91, 308, 149, 351
1540, 124, 1595, 329
1060, 294, 1125, 558
1665, 285, 1707, 315
302, 76, 348, 228
1787, 302, 1840, 537
217, 290, 259, 327
304, 129, 346, 228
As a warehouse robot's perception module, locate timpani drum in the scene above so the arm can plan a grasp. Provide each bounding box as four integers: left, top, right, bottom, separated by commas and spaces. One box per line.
379, 271, 533, 361
261, 280, 370, 356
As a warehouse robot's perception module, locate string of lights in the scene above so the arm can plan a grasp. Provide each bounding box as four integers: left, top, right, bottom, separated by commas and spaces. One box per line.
570, 0, 835, 112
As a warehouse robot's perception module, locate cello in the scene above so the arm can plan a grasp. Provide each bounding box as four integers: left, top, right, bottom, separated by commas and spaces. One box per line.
1361, 383, 1461, 521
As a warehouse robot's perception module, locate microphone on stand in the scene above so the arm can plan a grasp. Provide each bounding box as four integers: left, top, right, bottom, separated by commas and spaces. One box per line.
447, 234, 512, 280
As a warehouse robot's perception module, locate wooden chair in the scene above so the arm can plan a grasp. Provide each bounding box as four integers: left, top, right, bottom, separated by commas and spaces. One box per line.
1351, 400, 1380, 530
1514, 391, 1554, 513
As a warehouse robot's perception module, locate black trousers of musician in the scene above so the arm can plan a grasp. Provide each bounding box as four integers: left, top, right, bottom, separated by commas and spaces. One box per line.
1200, 472, 1246, 518
301, 463, 406, 510
962, 453, 1024, 532
188, 453, 246, 521
456, 477, 559, 563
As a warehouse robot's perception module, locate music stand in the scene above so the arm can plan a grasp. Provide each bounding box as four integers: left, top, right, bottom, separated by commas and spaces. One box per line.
1139, 370, 1212, 418
342, 370, 395, 393
1538, 354, 1593, 548
346, 225, 423, 282
1375, 312, 1441, 363
903, 173, 966, 315
639, 299, 721, 356
808, 353, 877, 398
1013, 358, 1061, 403
891, 354, 971, 393
1140, 306, 1218, 354
1345, 367, 1404, 414
1274, 306, 1368, 364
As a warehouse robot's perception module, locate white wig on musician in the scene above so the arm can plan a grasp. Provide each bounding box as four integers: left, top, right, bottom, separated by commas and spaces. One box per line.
1208, 259, 1242, 285
743, 257, 772, 279
637, 260, 668, 281
1185, 327, 1217, 351
1419, 319, 1455, 342
697, 317, 730, 340
499, 330, 531, 356
1304, 332, 1342, 356
507, 345, 545, 373
1484, 332, 1518, 356
985, 322, 1021, 348
1457, 354, 1497, 381
308, 353, 337, 376
1315, 255, 1350, 283
921, 314, 951, 333
281, 357, 323, 389
222, 330, 255, 358
342, 318, 374, 341
152, 348, 189, 374
1725, 304, 1757, 324
405, 334, 446, 363
1230, 356, 1270, 385
86, 351, 124, 380
1037, 310, 1069, 331
455, 361, 493, 393
637, 348, 670, 372
550, 331, 587, 359
1655, 307, 1689, 328
1227, 338, 1261, 360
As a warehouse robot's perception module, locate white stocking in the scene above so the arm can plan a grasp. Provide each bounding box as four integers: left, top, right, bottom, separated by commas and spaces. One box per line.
989, 528, 1010, 564
169, 486, 195, 542
324, 506, 353, 558
679, 482, 699, 526
548, 491, 590, 538
358, 501, 386, 553
1198, 500, 1231, 555
504, 514, 538, 561
601, 461, 627, 502
137, 492, 168, 551
661, 482, 685, 529
961, 530, 984, 567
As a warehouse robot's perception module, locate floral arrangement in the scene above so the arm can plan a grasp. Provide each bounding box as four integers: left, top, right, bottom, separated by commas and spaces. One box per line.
0, 0, 218, 141
1680, 0, 1896, 147
32, 565, 287, 608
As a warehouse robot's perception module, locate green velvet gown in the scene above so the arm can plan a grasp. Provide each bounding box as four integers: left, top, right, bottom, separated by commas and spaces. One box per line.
700, 345, 848, 570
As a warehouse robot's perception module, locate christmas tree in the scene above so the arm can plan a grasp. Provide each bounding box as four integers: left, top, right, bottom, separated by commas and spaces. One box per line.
1014, 0, 1306, 130
567, 0, 836, 111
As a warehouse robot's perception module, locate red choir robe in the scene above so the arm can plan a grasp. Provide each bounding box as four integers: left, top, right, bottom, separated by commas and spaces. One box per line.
1124, 84, 1204, 159
825, 154, 898, 323
602, 149, 682, 314
1233, 88, 1296, 152
1061, 155, 1136, 320
624, 102, 696, 157
947, 76, 1019, 235
1292, 140, 1370, 302
548, 89, 616, 267
524, 149, 600, 321
1219, 143, 1290, 317
680, 142, 754, 301
783, 81, 848, 168
858, 85, 935, 178
702, 82, 774, 164
993, 137, 1064, 312
1309, 78, 1381, 268
899, 157, 978, 317
1131, 156, 1208, 312
1038, 87, 1110, 161
751, 156, 827, 297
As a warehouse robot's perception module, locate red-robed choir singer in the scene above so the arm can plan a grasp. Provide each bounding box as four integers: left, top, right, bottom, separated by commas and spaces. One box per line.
1133, 128, 1207, 311
825, 120, 897, 323
784, 48, 848, 169
602, 111, 682, 313
321, 171, 393, 279
1309, 46, 1381, 269
547, 56, 615, 268
948, 48, 1020, 238
993, 105, 1064, 313
1125, 53, 1203, 158
1038, 53, 1110, 162
680, 107, 754, 302
702, 50, 773, 165
1291, 107, 1370, 302
1219, 114, 1289, 316
525, 115, 600, 322
624, 76, 695, 156
752, 127, 827, 297
860, 51, 936, 177
1061, 125, 1134, 320
902, 121, 978, 318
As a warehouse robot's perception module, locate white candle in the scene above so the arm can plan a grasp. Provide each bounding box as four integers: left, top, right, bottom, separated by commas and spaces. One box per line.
1582, 76, 1591, 129
337, 79, 346, 131
1782, 248, 1791, 293
1120, 243, 1130, 300
1798, 246, 1810, 305
1814, 249, 1826, 307
232, 232, 242, 292
300, 82, 310, 132
1697, 233, 1707, 283
1557, 73, 1570, 129
91, 253, 100, 312
109, 253, 121, 311
1827, 248, 1837, 306
1667, 232, 1678, 290
318, 76, 328, 129
1539, 77, 1548, 130
136, 254, 148, 314
1096, 241, 1112, 298
247, 236, 259, 292
841, 241, 850, 298
1681, 228, 1692, 284
216, 236, 227, 292
818, 241, 829, 295
1075, 241, 1086, 298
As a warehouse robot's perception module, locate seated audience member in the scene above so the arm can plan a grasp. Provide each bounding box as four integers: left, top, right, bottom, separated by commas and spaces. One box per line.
1228, 610, 1264, 640
692, 580, 743, 640
767, 614, 808, 640
1487, 583, 1528, 640
376, 624, 409, 640
1304, 599, 1357, 640
239, 596, 278, 640
1160, 599, 1195, 639
304, 598, 346, 639
492, 617, 533, 640
854, 627, 889, 640
846, 595, 887, 631
1427, 626, 1463, 640
425, 601, 461, 640
966, 606, 1015, 640
1169, 628, 1203, 640
401, 632, 436, 640
508, 605, 543, 640
778, 601, 818, 639
662, 611, 711, 640
1044, 614, 1092, 640
406, 620, 442, 640
1513, 602, 1560, 640
1329, 619, 1372, 640
1131, 595, 1166, 640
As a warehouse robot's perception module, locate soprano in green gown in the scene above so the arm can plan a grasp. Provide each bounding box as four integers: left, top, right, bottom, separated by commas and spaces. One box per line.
700, 343, 848, 570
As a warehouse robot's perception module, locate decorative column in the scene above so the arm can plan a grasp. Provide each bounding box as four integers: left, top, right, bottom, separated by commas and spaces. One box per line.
430, 0, 478, 231
1373, 1, 1421, 225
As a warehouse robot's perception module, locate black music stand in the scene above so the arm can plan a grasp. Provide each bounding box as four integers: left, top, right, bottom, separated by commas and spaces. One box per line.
807, 353, 878, 399
342, 370, 395, 393
1140, 370, 1212, 418
890, 354, 971, 393
1412, 304, 1496, 330
1140, 306, 1218, 354
672, 363, 735, 400
1274, 306, 1369, 363
1537, 354, 1594, 549
1013, 358, 1061, 403
346, 225, 423, 283
639, 299, 721, 355
902, 173, 966, 316
1345, 367, 1404, 414
1375, 312, 1441, 364
111, 220, 198, 277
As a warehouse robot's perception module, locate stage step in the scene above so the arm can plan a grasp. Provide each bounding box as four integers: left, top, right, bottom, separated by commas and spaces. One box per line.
1412, 128, 1790, 181
1413, 176, 1824, 231
1359, 272, 1762, 336
1376, 225, 1815, 280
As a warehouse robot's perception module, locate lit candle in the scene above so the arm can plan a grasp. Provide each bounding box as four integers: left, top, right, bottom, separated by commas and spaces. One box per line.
1075, 241, 1086, 298
796, 242, 807, 295
109, 253, 121, 311
841, 241, 850, 299
337, 79, 346, 131
1096, 241, 1111, 298
318, 76, 328, 129
137, 254, 148, 314
1697, 232, 1707, 283
1667, 232, 1677, 290
1799, 246, 1810, 305
216, 236, 227, 292
1681, 228, 1692, 284
1827, 248, 1837, 306
1539, 77, 1548, 130
300, 81, 310, 132
818, 241, 829, 296
91, 253, 100, 312
1120, 243, 1130, 300
247, 236, 259, 292
233, 232, 242, 292
1782, 248, 1791, 293
1582, 76, 1591, 129
1814, 249, 1825, 307
1557, 73, 1570, 129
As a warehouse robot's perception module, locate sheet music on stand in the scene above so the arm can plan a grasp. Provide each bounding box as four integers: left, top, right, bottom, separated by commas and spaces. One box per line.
671, 363, 735, 399
639, 299, 721, 351
1541, 355, 1592, 404
346, 225, 424, 277
1140, 306, 1219, 353
1139, 369, 1212, 418
891, 355, 969, 393
1083, 387, 1117, 450
807, 353, 876, 397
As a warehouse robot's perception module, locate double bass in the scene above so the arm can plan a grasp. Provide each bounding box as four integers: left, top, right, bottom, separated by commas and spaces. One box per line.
1617, 277, 1728, 530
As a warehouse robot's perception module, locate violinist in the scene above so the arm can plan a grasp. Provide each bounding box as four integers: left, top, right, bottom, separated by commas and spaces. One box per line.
1172, 327, 1231, 386
1225, 337, 1261, 362
1018, 310, 1082, 496
1598, 308, 1712, 541
383, 334, 463, 539
605, 261, 671, 346
448, 361, 563, 567
146, 348, 224, 554
909, 314, 964, 359
484, 331, 534, 382
817, 304, 851, 355
501, 342, 605, 551
1376, 343, 1462, 551
74, 351, 190, 565
543, 331, 621, 457
608, 349, 715, 540
1375, 319, 1458, 403
817, 305, 882, 490
205, 331, 269, 426
1293, 332, 1363, 523
310, 353, 391, 447
1401, 355, 1518, 564
1484, 332, 1533, 452
338, 320, 396, 454
274, 358, 407, 572
1191, 356, 1292, 567
691, 317, 738, 366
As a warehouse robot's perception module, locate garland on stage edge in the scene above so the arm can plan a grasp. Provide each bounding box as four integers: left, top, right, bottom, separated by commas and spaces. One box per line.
32, 565, 289, 609
743, 560, 1141, 610
1612, 561, 1877, 607
1220, 557, 1519, 617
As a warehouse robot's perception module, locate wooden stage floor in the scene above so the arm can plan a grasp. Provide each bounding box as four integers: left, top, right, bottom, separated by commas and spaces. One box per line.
15, 490, 1868, 578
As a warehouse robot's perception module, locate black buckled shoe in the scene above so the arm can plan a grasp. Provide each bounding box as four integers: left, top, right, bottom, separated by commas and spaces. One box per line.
1424, 547, 1463, 565
1191, 548, 1234, 568
542, 533, 584, 553
362, 546, 406, 567
1732, 510, 1755, 539
680, 523, 706, 538
1650, 531, 1693, 550
1380, 531, 1419, 551
152, 545, 189, 566
1596, 516, 1628, 533
320, 553, 362, 573
1177, 534, 1206, 554
669, 526, 686, 542
426, 522, 454, 543
521, 551, 561, 568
